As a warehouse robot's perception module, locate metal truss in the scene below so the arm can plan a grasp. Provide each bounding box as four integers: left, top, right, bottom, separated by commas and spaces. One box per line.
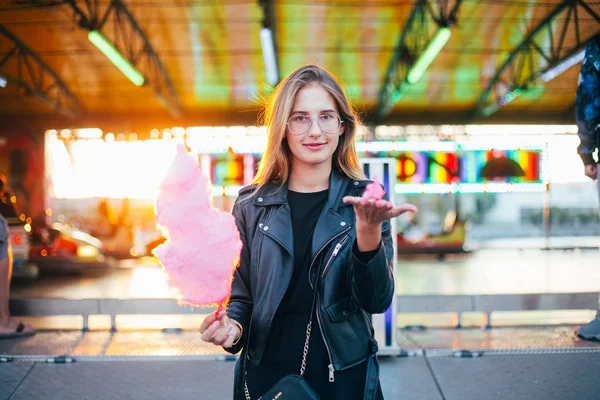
0, 24, 81, 117
475, 0, 600, 118
13, 0, 180, 115
375, 0, 463, 123
73, 0, 180, 115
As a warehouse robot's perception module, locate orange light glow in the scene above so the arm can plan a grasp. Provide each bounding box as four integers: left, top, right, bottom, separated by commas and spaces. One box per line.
41, 249, 48, 257
45, 131, 179, 199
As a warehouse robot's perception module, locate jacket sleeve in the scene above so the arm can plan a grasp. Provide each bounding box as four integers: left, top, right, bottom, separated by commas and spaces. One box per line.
350, 191, 395, 314
224, 196, 253, 354
576, 38, 600, 166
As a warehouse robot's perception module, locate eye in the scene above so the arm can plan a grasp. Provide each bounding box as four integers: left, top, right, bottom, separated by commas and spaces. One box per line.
320, 114, 335, 120
293, 116, 308, 122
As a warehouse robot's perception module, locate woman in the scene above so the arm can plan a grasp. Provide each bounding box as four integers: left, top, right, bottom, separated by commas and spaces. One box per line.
200, 65, 417, 399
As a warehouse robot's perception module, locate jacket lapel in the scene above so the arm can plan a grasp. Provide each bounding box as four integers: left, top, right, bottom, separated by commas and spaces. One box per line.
261, 203, 294, 258
256, 170, 353, 261
256, 182, 294, 258
311, 170, 352, 260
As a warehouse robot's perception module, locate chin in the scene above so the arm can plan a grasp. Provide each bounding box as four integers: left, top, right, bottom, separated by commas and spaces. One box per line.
300, 154, 334, 166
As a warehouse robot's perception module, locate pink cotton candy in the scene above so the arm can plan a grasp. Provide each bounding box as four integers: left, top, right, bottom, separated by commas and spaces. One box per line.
153, 144, 242, 309
362, 177, 385, 201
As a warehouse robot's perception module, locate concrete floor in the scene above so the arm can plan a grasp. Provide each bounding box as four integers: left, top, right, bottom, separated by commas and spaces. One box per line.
1, 327, 599, 400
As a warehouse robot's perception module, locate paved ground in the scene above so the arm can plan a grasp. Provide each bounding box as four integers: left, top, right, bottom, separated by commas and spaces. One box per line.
1, 326, 599, 400
4, 249, 598, 398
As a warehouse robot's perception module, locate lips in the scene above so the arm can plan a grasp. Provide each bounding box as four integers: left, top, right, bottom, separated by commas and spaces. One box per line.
303, 142, 326, 149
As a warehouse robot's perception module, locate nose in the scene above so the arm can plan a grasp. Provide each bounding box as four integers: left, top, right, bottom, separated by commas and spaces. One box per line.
308, 117, 322, 137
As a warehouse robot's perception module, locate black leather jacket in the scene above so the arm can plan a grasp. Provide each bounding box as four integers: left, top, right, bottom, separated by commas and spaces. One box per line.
226, 169, 393, 399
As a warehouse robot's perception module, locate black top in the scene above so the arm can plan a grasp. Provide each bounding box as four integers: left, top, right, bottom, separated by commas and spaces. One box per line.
245, 189, 375, 399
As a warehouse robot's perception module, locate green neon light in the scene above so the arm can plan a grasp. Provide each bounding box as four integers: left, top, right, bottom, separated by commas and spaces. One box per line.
482, 103, 501, 117
390, 91, 402, 103
88, 30, 145, 87
406, 27, 451, 84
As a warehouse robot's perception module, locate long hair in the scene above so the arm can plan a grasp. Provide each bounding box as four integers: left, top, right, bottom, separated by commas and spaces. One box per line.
252, 64, 366, 194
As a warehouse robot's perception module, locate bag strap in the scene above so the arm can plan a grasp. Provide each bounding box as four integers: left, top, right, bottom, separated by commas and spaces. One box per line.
299, 270, 320, 376
244, 263, 322, 400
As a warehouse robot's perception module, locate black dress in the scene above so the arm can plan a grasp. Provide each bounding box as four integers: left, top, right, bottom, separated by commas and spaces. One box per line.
245, 189, 375, 399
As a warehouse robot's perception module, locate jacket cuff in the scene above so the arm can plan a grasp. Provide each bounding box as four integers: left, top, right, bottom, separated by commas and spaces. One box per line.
580, 153, 597, 166
351, 239, 384, 279
352, 240, 379, 264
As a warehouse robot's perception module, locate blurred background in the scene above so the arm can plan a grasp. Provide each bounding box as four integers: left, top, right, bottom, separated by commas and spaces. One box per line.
0, 0, 598, 329
0, 2, 599, 399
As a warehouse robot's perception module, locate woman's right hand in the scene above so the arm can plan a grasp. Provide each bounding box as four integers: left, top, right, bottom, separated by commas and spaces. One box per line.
199, 309, 241, 349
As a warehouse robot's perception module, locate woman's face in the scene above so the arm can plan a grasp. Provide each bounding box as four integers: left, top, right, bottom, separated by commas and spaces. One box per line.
285, 83, 344, 170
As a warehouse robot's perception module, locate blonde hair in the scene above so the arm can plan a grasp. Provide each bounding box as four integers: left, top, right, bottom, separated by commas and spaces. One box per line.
252, 64, 366, 194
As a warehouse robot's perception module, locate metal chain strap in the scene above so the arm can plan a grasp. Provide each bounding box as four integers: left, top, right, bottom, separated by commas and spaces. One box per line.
244, 377, 251, 400
299, 319, 313, 376
243, 316, 314, 400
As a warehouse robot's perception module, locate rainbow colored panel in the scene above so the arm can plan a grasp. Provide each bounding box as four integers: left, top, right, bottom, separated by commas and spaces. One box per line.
459, 149, 542, 183
211, 153, 245, 186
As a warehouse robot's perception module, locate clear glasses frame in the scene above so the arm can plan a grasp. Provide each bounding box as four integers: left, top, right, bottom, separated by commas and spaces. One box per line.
286, 114, 344, 135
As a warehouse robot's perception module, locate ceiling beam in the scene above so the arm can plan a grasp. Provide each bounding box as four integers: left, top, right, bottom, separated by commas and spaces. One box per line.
13, 0, 181, 116
375, 0, 463, 123
474, 0, 600, 118
12, 0, 180, 115
0, 24, 81, 117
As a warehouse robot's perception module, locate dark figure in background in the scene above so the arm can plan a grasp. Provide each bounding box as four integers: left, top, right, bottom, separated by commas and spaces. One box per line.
0, 180, 35, 339
0, 175, 19, 219
575, 34, 600, 341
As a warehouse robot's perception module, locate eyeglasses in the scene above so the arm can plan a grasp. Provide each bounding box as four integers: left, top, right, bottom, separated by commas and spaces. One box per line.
286, 114, 343, 135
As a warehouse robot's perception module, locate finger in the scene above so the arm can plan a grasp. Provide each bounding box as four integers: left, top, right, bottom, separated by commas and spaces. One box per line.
221, 315, 231, 326
199, 311, 218, 333
213, 325, 234, 345
223, 331, 236, 349
388, 205, 419, 218
201, 319, 223, 342
395, 204, 418, 214
374, 200, 391, 208
342, 196, 362, 205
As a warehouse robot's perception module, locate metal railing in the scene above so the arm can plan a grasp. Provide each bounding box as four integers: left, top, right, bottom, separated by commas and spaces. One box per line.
10, 292, 598, 331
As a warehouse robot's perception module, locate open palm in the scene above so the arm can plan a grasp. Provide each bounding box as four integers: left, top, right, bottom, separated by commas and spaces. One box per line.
342, 196, 418, 226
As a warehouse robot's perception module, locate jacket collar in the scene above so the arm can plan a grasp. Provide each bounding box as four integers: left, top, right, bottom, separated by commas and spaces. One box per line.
253, 168, 350, 210
255, 168, 354, 262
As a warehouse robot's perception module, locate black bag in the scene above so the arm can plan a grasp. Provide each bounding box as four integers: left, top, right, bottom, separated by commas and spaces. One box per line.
256, 374, 319, 400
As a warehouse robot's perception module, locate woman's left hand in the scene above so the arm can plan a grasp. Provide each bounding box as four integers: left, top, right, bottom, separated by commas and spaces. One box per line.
342, 196, 418, 228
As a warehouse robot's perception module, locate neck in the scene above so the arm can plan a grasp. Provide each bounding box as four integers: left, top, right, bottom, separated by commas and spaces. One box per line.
288, 161, 331, 192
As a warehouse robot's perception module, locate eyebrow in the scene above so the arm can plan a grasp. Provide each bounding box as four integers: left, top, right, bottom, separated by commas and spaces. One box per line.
290, 109, 337, 114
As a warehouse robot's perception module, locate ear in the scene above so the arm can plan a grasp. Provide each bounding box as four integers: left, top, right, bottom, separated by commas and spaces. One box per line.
339, 123, 345, 136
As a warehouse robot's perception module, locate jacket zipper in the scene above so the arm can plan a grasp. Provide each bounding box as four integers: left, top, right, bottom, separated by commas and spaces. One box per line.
310, 230, 351, 383
321, 234, 350, 278
307, 227, 351, 291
